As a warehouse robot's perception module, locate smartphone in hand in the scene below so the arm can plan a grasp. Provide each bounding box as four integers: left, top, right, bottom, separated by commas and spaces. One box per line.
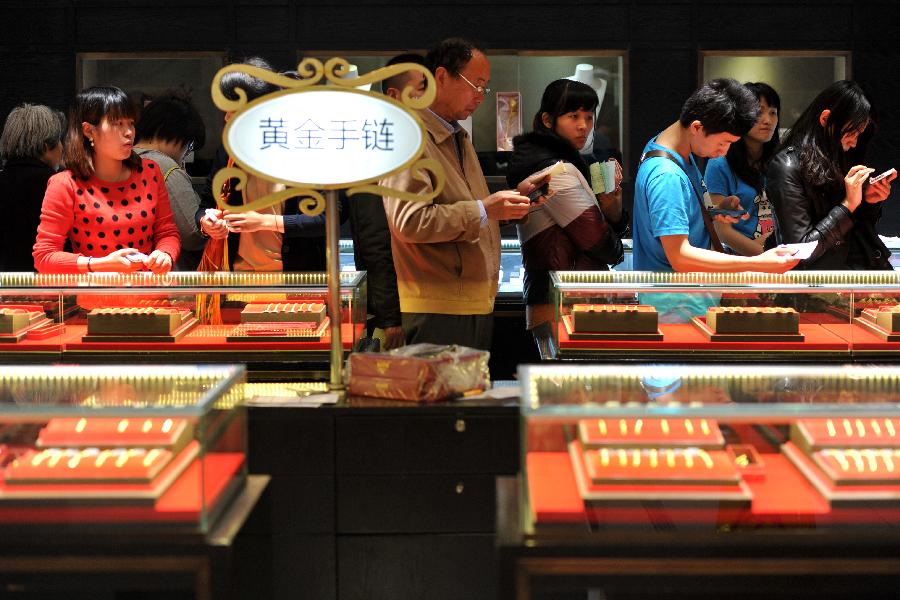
707, 207, 748, 219
526, 179, 550, 203
870, 168, 897, 184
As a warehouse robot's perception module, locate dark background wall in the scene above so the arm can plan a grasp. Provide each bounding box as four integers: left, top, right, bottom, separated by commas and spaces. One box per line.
3, 0, 900, 232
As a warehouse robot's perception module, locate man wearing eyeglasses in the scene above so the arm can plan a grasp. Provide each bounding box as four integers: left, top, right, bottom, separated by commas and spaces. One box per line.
382, 38, 537, 351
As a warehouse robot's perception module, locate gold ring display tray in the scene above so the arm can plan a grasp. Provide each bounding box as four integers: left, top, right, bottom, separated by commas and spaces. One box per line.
81, 317, 199, 343
690, 316, 805, 343
225, 317, 330, 342
562, 314, 663, 341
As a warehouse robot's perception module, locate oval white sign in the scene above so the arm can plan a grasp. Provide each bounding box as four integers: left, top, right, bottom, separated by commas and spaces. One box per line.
225, 88, 425, 188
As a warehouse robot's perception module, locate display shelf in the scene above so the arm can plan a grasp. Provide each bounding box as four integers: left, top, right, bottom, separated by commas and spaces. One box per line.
0, 364, 247, 533
0, 272, 366, 377
518, 363, 900, 532
548, 271, 900, 362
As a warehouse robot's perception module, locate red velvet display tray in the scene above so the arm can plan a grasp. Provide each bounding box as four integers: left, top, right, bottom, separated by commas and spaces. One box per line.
61, 323, 353, 351
569, 440, 752, 505
558, 322, 848, 352
793, 418, 900, 449
0, 452, 244, 524
1, 441, 198, 501
822, 323, 900, 351
37, 417, 190, 449
578, 417, 724, 449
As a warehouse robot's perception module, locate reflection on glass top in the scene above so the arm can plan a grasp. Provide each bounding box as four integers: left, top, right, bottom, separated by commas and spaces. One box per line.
519, 364, 900, 417
552, 270, 900, 291
0, 365, 244, 416
0, 271, 365, 290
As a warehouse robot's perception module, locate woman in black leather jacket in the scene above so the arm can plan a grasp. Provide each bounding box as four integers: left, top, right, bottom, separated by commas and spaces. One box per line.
767, 80, 895, 269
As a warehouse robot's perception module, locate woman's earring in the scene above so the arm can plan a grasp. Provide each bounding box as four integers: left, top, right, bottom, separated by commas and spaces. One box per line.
88, 138, 94, 147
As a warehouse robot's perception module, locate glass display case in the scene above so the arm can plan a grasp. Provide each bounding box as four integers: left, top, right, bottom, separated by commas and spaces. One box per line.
0, 364, 246, 534
0, 271, 366, 377
548, 271, 900, 362
500, 363, 900, 599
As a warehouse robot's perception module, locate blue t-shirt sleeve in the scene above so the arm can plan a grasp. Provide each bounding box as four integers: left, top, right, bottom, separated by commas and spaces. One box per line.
704, 157, 733, 196
645, 170, 691, 238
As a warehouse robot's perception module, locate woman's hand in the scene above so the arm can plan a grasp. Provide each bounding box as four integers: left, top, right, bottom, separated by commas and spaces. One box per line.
223, 210, 276, 233
843, 165, 875, 211
143, 249, 173, 275
596, 160, 623, 221
91, 248, 146, 273
865, 170, 896, 204
200, 208, 229, 239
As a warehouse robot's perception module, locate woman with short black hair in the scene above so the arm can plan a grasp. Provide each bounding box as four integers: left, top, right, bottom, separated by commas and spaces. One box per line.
135, 91, 206, 270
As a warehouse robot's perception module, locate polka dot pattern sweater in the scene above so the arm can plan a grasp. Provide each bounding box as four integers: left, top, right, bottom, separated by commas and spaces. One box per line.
33, 158, 181, 273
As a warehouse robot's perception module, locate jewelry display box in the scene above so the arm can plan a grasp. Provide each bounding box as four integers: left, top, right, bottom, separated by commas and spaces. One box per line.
549, 271, 900, 361
519, 363, 900, 531
0, 364, 247, 533
0, 271, 367, 364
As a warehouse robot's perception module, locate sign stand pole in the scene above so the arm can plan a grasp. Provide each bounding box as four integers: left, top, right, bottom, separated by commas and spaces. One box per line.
325, 189, 344, 391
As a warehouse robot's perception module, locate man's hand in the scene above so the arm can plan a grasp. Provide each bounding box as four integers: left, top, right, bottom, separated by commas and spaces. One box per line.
753, 245, 802, 273
483, 190, 530, 221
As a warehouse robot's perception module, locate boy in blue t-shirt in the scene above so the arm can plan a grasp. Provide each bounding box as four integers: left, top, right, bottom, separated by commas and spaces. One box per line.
632, 79, 799, 275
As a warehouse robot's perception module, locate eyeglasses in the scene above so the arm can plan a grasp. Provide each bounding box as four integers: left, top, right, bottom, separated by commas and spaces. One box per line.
456, 72, 491, 96
185, 141, 195, 155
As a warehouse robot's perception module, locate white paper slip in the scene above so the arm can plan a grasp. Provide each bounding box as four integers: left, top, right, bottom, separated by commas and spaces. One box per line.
778, 241, 819, 260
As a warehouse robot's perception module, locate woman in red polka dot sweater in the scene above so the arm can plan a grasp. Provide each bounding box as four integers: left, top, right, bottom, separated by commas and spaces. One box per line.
33, 87, 180, 274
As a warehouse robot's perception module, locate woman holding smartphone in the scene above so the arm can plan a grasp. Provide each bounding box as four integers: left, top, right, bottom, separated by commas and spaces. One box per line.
706, 82, 781, 256
506, 78, 627, 339
767, 80, 894, 269
33, 86, 180, 274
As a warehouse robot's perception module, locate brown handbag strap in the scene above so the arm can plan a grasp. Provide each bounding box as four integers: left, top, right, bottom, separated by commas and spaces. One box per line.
640, 149, 725, 253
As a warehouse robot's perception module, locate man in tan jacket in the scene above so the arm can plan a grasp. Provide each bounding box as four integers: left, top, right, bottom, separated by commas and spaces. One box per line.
382, 38, 531, 351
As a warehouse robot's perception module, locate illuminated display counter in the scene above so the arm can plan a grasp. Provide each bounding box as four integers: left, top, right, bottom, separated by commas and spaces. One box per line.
0, 363, 246, 534
548, 270, 900, 362
0, 271, 366, 379
498, 363, 900, 599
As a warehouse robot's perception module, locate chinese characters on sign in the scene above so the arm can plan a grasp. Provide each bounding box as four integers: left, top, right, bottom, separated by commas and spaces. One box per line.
259, 116, 395, 152
226, 89, 423, 186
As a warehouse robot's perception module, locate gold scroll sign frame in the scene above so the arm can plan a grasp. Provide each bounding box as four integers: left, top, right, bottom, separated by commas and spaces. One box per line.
209, 57, 446, 216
